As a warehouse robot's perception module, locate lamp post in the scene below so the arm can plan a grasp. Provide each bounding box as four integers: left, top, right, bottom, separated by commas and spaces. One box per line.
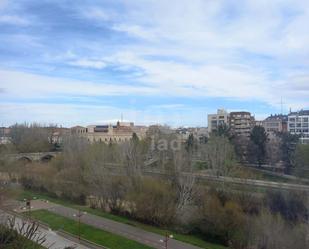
160, 232, 173, 249
73, 209, 87, 241
25, 198, 31, 220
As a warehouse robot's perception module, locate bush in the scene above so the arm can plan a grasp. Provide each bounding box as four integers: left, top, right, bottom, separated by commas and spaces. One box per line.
265, 190, 308, 223
248, 210, 308, 249
127, 177, 176, 226
197, 192, 248, 247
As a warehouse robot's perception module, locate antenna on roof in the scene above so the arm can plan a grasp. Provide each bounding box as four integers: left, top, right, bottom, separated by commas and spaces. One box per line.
280, 97, 283, 114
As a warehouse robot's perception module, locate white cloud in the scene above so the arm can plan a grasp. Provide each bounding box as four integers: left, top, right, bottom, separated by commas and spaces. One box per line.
116, 0, 309, 58
68, 59, 107, 69
0, 102, 209, 127
0, 69, 159, 99
112, 24, 159, 41
80, 7, 115, 22
0, 0, 8, 9
0, 14, 29, 26
105, 51, 275, 101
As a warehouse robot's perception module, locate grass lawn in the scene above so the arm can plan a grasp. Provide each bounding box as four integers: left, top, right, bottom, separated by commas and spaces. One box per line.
17, 189, 227, 249
31, 209, 152, 249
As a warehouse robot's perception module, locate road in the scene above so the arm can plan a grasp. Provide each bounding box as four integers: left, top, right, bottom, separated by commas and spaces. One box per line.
191, 172, 309, 191
143, 170, 309, 192
0, 209, 90, 249
47, 205, 202, 249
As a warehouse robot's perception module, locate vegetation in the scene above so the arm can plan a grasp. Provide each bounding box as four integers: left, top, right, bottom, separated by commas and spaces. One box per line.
0, 218, 46, 249
249, 126, 268, 167
9, 123, 58, 153
294, 144, 309, 178
280, 133, 299, 174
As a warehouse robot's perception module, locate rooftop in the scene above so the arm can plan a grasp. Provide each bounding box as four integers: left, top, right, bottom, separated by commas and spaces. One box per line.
289, 110, 309, 116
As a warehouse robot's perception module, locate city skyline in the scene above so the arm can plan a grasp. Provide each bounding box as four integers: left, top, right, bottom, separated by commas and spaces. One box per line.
1, 0, 309, 127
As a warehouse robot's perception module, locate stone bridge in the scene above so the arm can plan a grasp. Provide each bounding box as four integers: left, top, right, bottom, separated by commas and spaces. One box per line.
7, 151, 61, 163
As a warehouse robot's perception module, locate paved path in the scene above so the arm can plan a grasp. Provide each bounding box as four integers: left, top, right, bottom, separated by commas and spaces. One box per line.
47, 205, 202, 249
144, 170, 309, 192
0, 209, 89, 249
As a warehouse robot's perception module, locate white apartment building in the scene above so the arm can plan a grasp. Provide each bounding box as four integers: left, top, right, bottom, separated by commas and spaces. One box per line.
288, 110, 309, 144
207, 109, 229, 133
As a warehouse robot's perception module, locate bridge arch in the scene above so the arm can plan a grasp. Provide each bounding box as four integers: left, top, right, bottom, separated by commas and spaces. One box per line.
40, 154, 54, 162
18, 156, 32, 163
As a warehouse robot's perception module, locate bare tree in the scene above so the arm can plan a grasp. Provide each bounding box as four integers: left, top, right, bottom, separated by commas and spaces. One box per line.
248, 210, 308, 249
204, 135, 237, 177
171, 146, 196, 212
120, 135, 144, 177
266, 134, 282, 166
9, 123, 56, 153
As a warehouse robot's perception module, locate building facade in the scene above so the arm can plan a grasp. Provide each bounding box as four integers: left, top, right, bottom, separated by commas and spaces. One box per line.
0, 127, 11, 144
263, 114, 288, 134
207, 109, 229, 133
229, 111, 255, 137
71, 122, 147, 144
288, 110, 309, 144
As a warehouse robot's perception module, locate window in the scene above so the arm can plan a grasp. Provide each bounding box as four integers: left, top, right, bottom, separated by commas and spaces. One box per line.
289, 118, 295, 122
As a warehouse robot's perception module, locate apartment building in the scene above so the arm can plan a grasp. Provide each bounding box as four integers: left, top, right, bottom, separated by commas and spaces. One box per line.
288, 110, 309, 144
263, 114, 288, 134
229, 111, 255, 137
207, 109, 229, 133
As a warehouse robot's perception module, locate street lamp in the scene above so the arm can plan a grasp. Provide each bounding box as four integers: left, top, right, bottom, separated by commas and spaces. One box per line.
159, 232, 173, 249
25, 198, 31, 220
73, 209, 87, 241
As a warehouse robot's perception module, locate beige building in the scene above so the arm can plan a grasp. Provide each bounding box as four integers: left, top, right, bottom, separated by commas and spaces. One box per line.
207, 109, 229, 133
263, 114, 287, 134
71, 122, 147, 143
0, 127, 11, 144
229, 111, 255, 137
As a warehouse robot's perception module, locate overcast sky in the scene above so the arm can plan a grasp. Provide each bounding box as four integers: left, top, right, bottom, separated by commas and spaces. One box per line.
0, 0, 308, 127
